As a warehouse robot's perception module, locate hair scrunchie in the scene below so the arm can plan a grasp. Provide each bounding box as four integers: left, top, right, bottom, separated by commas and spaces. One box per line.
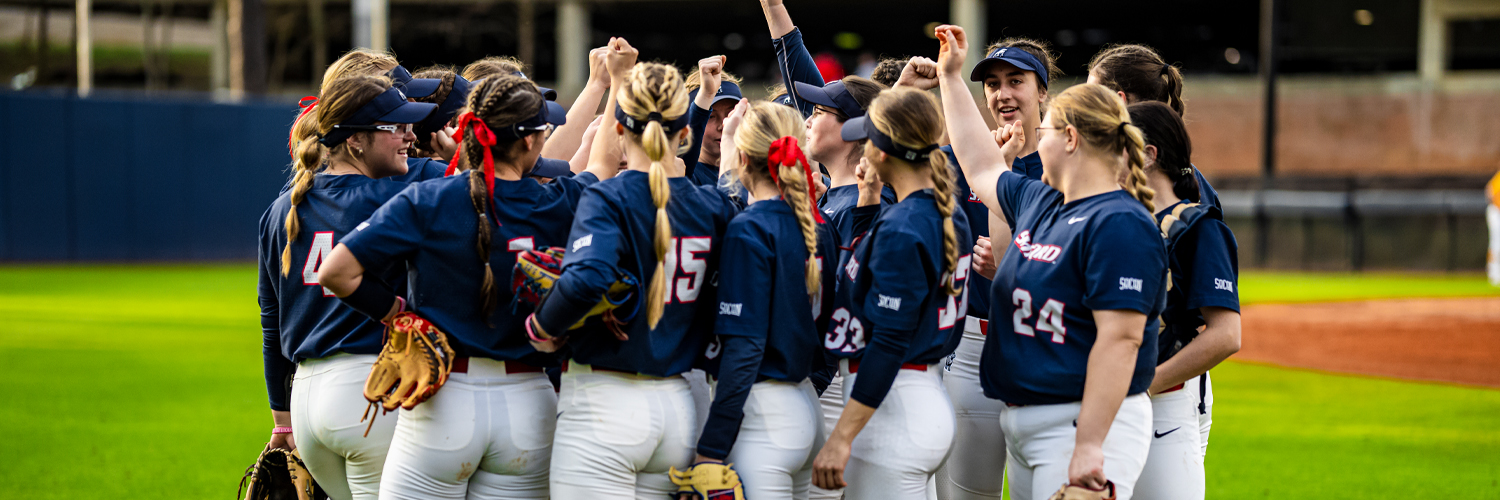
766, 136, 826, 224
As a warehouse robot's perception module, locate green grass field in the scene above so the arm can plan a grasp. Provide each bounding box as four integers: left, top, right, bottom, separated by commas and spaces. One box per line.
1, 265, 1497, 498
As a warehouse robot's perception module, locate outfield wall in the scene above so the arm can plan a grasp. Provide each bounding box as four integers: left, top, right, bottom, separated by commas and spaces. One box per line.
0, 90, 294, 261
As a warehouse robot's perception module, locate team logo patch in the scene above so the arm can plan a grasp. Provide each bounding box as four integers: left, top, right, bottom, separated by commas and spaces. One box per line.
571, 234, 593, 252
877, 294, 902, 311
1067, 216, 1088, 225
1214, 278, 1234, 292
1013, 230, 1062, 263
844, 255, 860, 281
1119, 277, 1143, 292
719, 302, 742, 316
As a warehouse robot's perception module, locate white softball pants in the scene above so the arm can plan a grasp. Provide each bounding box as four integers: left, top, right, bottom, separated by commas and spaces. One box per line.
936, 320, 1008, 500
1132, 388, 1204, 500
377, 358, 556, 500
1188, 373, 1213, 456
1001, 393, 1152, 500
840, 363, 957, 500
811, 374, 847, 500
712, 378, 827, 499
549, 362, 697, 499
1488, 204, 1500, 285
291, 353, 396, 500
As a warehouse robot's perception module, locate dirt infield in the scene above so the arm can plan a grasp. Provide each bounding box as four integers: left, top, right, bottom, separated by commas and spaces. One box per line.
1237, 297, 1500, 387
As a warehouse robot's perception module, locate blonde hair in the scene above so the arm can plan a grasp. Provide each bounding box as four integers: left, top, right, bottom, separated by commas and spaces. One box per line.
291, 49, 399, 159
282, 75, 391, 276
617, 62, 691, 329
452, 75, 547, 322
683, 69, 743, 92
1049, 83, 1154, 212
462, 56, 529, 82
732, 102, 821, 295
867, 88, 961, 296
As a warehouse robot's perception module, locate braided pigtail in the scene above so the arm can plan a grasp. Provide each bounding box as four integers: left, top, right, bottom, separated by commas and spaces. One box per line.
1120, 122, 1155, 213
452, 75, 542, 322
928, 153, 961, 296
778, 160, 822, 295
281, 136, 323, 276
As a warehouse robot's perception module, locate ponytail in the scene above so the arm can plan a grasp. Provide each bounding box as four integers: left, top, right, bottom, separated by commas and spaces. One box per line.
643, 119, 674, 329
928, 153, 961, 296
1118, 122, 1156, 213
1161, 65, 1185, 117
281, 137, 322, 276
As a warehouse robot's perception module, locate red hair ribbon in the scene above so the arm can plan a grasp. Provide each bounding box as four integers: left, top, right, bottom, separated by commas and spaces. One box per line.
446, 111, 501, 226
767, 136, 826, 224
287, 96, 318, 155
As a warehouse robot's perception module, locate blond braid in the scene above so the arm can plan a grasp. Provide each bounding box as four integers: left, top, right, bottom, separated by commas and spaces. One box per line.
928, 153, 962, 296
778, 162, 822, 294
1119, 122, 1155, 212
617, 63, 690, 329
281, 137, 321, 276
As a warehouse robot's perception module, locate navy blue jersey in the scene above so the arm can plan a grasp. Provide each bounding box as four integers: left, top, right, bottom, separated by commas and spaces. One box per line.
257, 173, 416, 411
533, 170, 740, 376
819, 184, 896, 245
681, 103, 721, 187
773, 27, 824, 118
1191, 166, 1220, 212
696, 199, 840, 459
1155, 200, 1240, 363
278, 156, 446, 195
824, 190, 972, 408
942, 145, 1035, 320
982, 171, 1167, 405
339, 172, 599, 364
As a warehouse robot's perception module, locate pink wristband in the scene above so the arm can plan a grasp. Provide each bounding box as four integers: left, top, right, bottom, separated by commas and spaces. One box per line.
525, 315, 552, 343
271, 426, 293, 435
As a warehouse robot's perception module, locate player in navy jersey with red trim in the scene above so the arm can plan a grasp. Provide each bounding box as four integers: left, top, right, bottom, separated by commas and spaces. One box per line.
685, 101, 841, 499
938, 24, 1167, 500
259, 74, 436, 500
521, 41, 741, 498
679, 55, 747, 187
1127, 102, 1241, 500
811, 87, 972, 499
314, 66, 620, 497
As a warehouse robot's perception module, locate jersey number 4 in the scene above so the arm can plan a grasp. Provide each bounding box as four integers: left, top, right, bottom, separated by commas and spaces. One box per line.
662, 237, 712, 303
1011, 288, 1066, 343
303, 232, 336, 297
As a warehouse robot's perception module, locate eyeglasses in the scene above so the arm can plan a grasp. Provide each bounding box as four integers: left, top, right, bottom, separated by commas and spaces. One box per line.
333, 123, 414, 135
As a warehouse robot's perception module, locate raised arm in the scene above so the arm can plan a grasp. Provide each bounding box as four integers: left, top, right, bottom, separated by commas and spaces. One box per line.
934, 25, 1022, 215
582, 37, 638, 181
760, 0, 795, 40
543, 46, 610, 161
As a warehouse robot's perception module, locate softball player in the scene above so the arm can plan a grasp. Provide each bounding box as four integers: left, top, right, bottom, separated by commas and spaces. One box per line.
523, 44, 741, 498
680, 55, 747, 187
690, 101, 840, 499
938, 25, 1167, 500
259, 74, 437, 500
812, 87, 972, 499
1087, 44, 1224, 452
314, 71, 615, 499
901, 38, 1061, 500
1126, 102, 1241, 500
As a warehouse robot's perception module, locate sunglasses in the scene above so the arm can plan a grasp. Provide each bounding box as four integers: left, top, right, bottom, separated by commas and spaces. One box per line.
333, 123, 414, 135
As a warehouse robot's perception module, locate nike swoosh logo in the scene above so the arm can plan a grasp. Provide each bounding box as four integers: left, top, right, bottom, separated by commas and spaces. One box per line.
1154, 427, 1181, 439
1068, 217, 1088, 224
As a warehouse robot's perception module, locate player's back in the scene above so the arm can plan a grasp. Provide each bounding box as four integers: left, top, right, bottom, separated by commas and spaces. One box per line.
259, 174, 411, 361
561, 170, 739, 376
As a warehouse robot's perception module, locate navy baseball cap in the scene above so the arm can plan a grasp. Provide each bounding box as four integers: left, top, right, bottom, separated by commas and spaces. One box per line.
530, 157, 573, 179
969, 46, 1049, 88
771, 93, 795, 108
386, 65, 440, 98
840, 115, 938, 161
687, 81, 744, 108
793, 80, 865, 119
412, 75, 474, 142
319, 86, 438, 146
